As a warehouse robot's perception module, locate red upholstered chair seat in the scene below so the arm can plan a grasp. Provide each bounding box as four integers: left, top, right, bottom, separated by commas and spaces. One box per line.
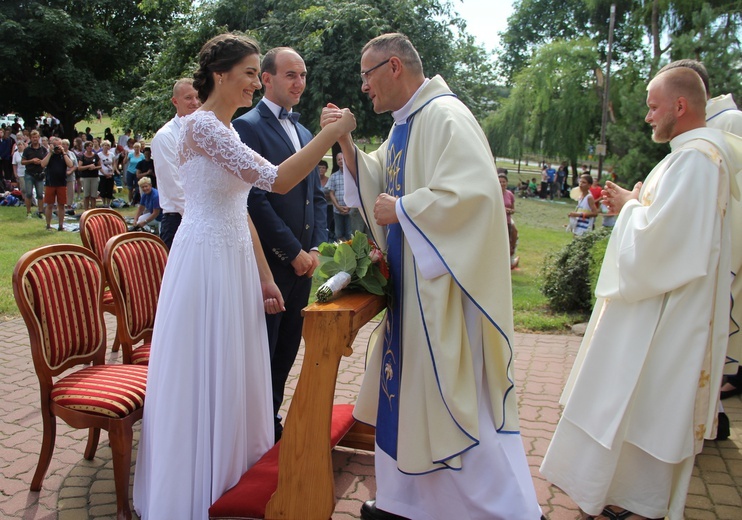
209, 403, 357, 519
130, 344, 151, 366
102, 289, 114, 307
51, 365, 147, 418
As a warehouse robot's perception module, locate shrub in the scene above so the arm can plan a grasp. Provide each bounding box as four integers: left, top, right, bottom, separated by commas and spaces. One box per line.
540, 228, 612, 313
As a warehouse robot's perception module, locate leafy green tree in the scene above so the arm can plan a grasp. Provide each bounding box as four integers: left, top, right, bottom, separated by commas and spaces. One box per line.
668, 3, 742, 101
484, 38, 601, 175
116, 0, 500, 138
0, 0, 188, 138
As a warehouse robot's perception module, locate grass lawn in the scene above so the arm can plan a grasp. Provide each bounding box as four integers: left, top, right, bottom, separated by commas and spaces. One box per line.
509, 193, 590, 332
75, 116, 122, 141
0, 200, 138, 319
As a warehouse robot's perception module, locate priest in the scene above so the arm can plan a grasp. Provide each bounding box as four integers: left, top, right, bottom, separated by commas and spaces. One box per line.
323, 33, 542, 520
541, 67, 737, 520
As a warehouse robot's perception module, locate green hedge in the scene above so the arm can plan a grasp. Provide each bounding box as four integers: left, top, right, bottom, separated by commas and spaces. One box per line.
540, 228, 612, 313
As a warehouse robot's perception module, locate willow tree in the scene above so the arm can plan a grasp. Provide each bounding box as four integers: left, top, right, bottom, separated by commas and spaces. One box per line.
485, 38, 601, 175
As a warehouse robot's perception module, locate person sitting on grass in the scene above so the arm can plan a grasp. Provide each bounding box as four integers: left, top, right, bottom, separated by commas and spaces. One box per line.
133, 177, 162, 233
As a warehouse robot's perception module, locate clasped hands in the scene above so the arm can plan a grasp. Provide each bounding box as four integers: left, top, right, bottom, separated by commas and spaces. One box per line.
322, 103, 356, 136
321, 103, 399, 225
601, 181, 642, 215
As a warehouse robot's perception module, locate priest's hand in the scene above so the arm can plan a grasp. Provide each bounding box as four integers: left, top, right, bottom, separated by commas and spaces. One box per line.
321, 103, 345, 128
374, 193, 399, 225
603, 180, 641, 215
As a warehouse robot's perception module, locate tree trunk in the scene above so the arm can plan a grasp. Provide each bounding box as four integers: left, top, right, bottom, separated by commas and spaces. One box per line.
651, 0, 661, 75
55, 112, 79, 141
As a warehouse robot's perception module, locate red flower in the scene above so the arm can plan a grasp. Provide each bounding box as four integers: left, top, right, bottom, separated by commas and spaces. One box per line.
378, 256, 390, 279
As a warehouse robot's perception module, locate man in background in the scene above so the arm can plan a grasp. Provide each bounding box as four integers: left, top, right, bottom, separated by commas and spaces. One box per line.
150, 78, 201, 249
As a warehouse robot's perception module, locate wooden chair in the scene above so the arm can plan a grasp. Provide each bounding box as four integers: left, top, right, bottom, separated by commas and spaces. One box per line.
103, 232, 168, 365
79, 208, 128, 353
13, 244, 147, 520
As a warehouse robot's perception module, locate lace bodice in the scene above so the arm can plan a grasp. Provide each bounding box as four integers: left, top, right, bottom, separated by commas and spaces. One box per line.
172, 110, 279, 256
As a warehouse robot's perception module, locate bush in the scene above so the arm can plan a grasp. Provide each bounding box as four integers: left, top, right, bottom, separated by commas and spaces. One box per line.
540, 228, 612, 313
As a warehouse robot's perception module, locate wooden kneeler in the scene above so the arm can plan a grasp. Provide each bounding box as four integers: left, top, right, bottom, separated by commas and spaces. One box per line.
209, 292, 384, 520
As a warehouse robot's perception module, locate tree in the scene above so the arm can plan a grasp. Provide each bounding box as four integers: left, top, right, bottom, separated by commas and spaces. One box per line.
484, 38, 601, 174
669, 3, 742, 101
116, 0, 501, 138
0, 0, 189, 138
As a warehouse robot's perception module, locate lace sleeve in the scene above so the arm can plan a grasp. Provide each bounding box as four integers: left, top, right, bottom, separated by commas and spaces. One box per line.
180, 111, 277, 191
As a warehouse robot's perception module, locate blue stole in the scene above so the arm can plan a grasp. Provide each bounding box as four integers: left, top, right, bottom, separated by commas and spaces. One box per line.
374, 93, 458, 460
376, 121, 408, 459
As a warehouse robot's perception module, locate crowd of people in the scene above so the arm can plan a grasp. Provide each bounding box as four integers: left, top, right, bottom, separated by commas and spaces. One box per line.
0, 116, 162, 230
4, 31, 741, 520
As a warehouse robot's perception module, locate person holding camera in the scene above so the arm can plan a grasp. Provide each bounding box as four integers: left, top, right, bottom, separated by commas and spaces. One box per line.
40, 137, 73, 231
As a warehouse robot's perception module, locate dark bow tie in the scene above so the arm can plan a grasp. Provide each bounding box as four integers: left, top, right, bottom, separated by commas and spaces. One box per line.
278, 107, 300, 124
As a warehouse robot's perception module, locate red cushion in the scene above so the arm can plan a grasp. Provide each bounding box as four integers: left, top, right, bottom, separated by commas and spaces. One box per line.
131, 344, 151, 366
102, 289, 114, 307
51, 364, 147, 418
209, 403, 356, 519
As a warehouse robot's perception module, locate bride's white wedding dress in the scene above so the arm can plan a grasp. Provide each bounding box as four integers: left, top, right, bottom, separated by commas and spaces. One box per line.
134, 110, 277, 519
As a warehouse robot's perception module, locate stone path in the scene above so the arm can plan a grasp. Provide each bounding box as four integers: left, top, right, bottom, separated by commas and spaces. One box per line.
1, 315, 739, 519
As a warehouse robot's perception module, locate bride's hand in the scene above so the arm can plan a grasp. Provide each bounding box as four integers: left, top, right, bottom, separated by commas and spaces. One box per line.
262, 280, 285, 314
321, 103, 342, 128
323, 105, 356, 136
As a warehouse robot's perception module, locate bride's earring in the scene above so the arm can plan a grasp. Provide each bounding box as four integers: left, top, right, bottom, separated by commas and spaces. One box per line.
219, 76, 223, 85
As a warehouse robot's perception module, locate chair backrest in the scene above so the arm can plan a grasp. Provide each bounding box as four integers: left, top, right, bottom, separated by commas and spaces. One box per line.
13, 244, 107, 379
80, 208, 128, 260
103, 232, 168, 345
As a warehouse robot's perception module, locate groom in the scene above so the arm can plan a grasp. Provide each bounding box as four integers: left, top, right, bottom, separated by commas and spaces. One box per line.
233, 47, 327, 443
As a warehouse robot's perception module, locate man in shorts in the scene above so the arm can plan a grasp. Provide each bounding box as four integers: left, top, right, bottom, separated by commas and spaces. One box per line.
40, 137, 73, 231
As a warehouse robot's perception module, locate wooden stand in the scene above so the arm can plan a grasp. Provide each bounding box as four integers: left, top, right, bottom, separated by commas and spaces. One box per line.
264, 291, 384, 520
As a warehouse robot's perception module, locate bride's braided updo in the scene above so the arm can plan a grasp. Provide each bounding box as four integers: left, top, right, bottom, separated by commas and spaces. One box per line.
193, 33, 261, 103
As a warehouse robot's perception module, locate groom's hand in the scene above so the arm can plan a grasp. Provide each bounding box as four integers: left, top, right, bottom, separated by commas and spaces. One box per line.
291, 249, 318, 277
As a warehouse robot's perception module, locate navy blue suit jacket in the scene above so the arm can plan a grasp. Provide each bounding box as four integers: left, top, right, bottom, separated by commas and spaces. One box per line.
232, 100, 327, 280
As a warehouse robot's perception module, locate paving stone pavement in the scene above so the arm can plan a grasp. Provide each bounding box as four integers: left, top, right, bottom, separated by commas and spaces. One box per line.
1, 315, 740, 519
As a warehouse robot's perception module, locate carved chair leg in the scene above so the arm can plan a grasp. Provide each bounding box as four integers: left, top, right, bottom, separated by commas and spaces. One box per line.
84, 427, 101, 460
31, 408, 56, 491
109, 420, 133, 520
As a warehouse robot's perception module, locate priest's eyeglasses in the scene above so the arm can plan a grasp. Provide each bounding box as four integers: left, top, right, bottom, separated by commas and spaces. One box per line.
360, 58, 391, 85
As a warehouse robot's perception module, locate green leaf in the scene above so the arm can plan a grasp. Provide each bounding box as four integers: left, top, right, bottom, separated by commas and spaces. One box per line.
351, 231, 370, 258
355, 256, 372, 278
334, 243, 357, 273
372, 267, 389, 287
314, 256, 336, 281
318, 241, 337, 257
357, 275, 384, 295
319, 260, 341, 278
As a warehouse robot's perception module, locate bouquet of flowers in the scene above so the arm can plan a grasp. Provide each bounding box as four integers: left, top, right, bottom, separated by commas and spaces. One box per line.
314, 231, 390, 302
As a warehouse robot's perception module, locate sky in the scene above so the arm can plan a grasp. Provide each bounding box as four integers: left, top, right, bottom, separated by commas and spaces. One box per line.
452, 0, 515, 55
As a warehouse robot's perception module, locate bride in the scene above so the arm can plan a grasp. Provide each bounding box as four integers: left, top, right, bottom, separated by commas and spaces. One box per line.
133, 33, 355, 520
